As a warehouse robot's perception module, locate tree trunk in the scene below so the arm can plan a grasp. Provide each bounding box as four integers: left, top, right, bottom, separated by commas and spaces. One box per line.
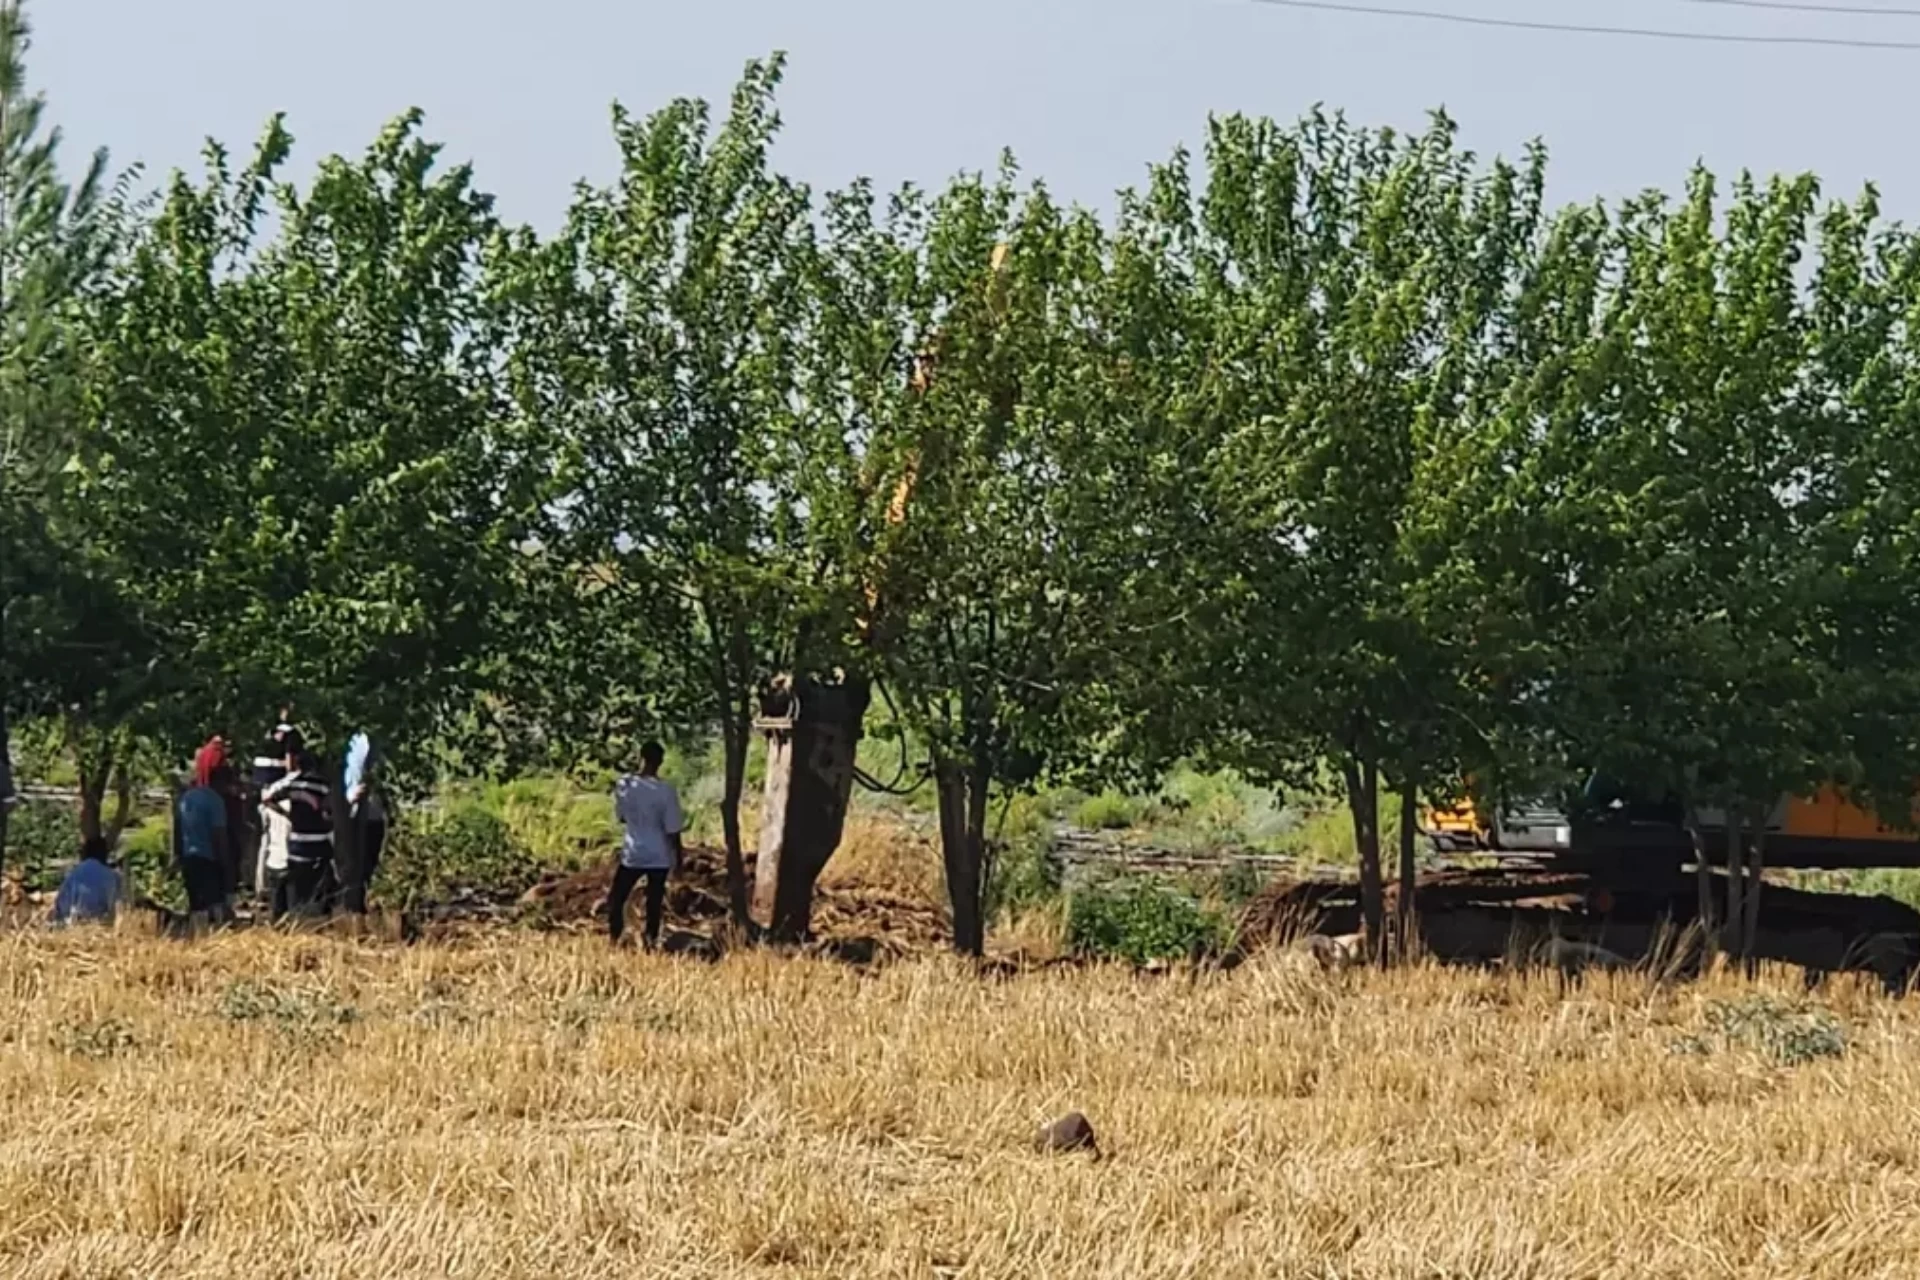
752, 674, 869, 943
1396, 786, 1419, 960
1342, 756, 1386, 966
936, 757, 986, 957
0, 700, 12, 884
1688, 814, 1715, 964
104, 758, 133, 848
717, 709, 754, 931
76, 757, 107, 845
1743, 813, 1767, 977
1724, 808, 1745, 962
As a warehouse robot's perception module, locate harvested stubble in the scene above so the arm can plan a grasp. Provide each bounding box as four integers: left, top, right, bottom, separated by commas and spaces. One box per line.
5, 927, 1920, 1278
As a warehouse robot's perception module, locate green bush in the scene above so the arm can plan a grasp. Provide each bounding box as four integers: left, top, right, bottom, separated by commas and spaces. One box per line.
1066, 877, 1234, 965
1074, 792, 1140, 832
484, 776, 617, 868
118, 820, 181, 909
988, 797, 1062, 917
6, 801, 78, 891
381, 797, 538, 904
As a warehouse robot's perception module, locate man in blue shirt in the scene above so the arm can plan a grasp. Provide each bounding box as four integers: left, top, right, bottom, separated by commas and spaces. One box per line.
177, 763, 233, 924
50, 837, 122, 926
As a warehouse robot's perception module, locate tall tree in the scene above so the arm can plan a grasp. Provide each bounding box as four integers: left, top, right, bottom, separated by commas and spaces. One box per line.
1165, 109, 1549, 961
0, 0, 135, 868
69, 110, 531, 906
810, 163, 1179, 954
503, 55, 826, 929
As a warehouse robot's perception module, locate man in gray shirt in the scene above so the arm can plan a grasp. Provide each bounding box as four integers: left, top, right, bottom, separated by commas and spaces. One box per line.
609, 741, 683, 948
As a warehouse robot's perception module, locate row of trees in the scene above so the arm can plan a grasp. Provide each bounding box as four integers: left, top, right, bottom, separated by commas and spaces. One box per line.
8, 14, 1920, 955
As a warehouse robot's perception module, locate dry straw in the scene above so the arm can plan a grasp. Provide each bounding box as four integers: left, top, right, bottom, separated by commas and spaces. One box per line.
3, 923, 1918, 1278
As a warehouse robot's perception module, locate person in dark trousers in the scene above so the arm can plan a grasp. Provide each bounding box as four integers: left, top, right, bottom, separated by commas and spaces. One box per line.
343, 733, 387, 907
176, 754, 233, 924
249, 713, 297, 898
268, 737, 333, 918
610, 740, 683, 948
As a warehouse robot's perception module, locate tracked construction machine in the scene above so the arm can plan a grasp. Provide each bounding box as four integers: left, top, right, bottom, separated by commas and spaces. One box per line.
1360, 780, 1920, 989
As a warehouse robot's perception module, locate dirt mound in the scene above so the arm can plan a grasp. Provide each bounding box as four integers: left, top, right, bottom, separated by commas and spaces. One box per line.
516, 844, 949, 952
1239, 867, 1598, 951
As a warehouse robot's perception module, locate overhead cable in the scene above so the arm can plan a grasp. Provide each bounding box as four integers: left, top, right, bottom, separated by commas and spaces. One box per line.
1247, 0, 1920, 49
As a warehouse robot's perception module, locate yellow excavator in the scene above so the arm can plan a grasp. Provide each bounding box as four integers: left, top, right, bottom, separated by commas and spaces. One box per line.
1425, 780, 1920, 871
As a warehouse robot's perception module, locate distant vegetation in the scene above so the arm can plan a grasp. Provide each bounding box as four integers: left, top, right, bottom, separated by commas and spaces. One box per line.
7, 0, 1920, 959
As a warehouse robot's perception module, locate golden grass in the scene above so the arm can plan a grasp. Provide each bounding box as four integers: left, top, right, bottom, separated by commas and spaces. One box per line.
6, 924, 1920, 1279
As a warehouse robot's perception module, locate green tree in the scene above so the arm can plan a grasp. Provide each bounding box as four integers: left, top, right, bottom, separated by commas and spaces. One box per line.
501, 55, 825, 928
811, 163, 1180, 955
0, 0, 138, 866
69, 110, 534, 907
1529, 173, 1836, 962
1159, 109, 1550, 960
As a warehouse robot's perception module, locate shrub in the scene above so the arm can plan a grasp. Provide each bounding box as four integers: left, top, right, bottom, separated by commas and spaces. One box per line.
118, 821, 180, 910
1066, 877, 1234, 965
1074, 792, 1139, 832
6, 800, 77, 891
381, 798, 536, 904
988, 798, 1062, 918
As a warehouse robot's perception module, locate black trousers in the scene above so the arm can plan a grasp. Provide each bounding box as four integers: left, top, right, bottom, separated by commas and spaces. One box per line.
360, 819, 387, 887
609, 865, 668, 945
279, 859, 327, 917
181, 857, 226, 915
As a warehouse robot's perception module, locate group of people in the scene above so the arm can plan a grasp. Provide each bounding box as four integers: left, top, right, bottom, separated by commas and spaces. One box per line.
49, 727, 686, 948
50, 712, 389, 926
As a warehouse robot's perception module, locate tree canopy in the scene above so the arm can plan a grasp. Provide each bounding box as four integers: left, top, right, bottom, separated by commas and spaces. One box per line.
13, 18, 1920, 955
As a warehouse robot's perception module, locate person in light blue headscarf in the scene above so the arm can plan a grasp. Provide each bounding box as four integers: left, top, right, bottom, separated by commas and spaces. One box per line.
343, 733, 388, 895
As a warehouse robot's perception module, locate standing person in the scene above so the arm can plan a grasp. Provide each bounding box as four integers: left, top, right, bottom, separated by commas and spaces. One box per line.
194, 736, 246, 897
176, 752, 233, 925
267, 736, 334, 917
50, 835, 122, 926
610, 741, 683, 949
344, 734, 389, 899
249, 711, 297, 898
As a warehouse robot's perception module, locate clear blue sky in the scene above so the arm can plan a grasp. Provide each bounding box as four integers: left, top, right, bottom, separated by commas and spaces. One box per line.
33, 0, 1920, 232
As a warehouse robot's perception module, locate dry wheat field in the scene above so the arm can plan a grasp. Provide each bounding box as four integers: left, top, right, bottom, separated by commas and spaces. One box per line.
4, 923, 1920, 1280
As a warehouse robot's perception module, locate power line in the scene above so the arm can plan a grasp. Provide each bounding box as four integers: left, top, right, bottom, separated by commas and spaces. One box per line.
1248, 0, 1920, 47
1670, 0, 1920, 17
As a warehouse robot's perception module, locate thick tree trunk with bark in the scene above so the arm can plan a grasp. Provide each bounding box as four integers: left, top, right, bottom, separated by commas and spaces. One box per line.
752, 674, 869, 942
1342, 756, 1387, 966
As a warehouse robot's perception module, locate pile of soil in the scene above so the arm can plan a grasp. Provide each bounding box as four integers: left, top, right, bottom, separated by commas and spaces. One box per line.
1238, 866, 1599, 951
515, 844, 950, 953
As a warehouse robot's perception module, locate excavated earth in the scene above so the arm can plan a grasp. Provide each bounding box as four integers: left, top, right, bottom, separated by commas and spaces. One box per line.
505, 844, 950, 956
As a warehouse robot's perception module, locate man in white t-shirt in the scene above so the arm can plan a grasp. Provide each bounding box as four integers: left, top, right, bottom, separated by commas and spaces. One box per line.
610, 740, 683, 948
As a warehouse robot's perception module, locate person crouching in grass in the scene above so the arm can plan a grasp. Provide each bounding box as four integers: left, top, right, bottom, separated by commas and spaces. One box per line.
50, 835, 122, 926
